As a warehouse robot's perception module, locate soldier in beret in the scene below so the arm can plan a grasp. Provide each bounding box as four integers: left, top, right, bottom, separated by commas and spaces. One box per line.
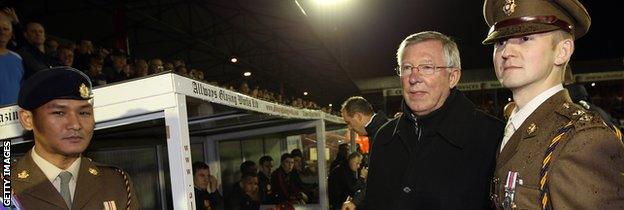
482, 0, 624, 209
11, 67, 140, 210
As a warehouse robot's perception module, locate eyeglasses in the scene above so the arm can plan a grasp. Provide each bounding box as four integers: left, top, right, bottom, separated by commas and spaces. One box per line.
395, 64, 455, 77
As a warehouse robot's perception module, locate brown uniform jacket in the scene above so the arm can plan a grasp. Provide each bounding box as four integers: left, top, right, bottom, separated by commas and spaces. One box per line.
493, 90, 624, 209
11, 150, 140, 210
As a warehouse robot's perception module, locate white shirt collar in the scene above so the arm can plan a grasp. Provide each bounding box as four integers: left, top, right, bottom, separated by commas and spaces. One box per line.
365, 113, 377, 127
509, 84, 564, 130
31, 147, 81, 183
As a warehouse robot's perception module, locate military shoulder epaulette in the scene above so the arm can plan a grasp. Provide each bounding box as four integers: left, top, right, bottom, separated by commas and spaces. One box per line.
557, 102, 608, 131
93, 163, 128, 176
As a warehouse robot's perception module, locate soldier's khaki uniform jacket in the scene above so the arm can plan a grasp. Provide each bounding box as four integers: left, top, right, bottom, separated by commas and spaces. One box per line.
492, 90, 624, 209
11, 150, 140, 210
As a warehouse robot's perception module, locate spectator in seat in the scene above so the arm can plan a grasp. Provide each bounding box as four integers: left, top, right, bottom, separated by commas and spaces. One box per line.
103, 49, 128, 83
239, 82, 251, 95
258, 156, 275, 204
148, 58, 164, 74
0, 14, 24, 106
195, 70, 205, 81
16, 22, 60, 79
164, 62, 174, 72
173, 58, 185, 68
57, 45, 74, 67
44, 37, 58, 57
86, 54, 107, 86
133, 59, 149, 78
73, 39, 94, 71
271, 153, 305, 205
225, 172, 260, 210
174, 65, 188, 77
193, 161, 224, 210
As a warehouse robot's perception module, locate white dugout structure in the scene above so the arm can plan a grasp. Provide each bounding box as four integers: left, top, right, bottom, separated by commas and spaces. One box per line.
0, 73, 347, 210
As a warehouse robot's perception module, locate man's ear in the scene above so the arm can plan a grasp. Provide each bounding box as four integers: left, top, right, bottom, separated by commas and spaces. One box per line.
449, 68, 461, 88
554, 38, 574, 66
19, 109, 34, 131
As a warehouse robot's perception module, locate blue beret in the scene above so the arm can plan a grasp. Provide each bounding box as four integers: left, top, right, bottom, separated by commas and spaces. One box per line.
18, 67, 93, 110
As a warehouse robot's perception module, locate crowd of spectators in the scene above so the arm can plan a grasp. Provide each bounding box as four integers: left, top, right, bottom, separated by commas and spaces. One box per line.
191, 149, 322, 210
0, 8, 334, 115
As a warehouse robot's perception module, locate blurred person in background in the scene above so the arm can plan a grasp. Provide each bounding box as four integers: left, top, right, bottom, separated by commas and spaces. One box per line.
341, 96, 389, 150
164, 62, 174, 72
328, 152, 367, 210
73, 39, 94, 71
16, 21, 61, 78
193, 161, 224, 210
44, 37, 58, 57
271, 153, 305, 205
86, 54, 106, 86
0, 13, 24, 106
174, 65, 188, 77
133, 58, 149, 78
329, 143, 349, 171
225, 172, 260, 210
103, 49, 128, 83
148, 58, 164, 74
258, 156, 275, 204
57, 45, 74, 67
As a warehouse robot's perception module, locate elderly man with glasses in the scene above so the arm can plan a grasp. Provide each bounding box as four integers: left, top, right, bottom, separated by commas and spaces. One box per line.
347, 31, 504, 210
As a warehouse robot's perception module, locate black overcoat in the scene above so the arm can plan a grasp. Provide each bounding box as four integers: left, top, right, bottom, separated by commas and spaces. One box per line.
364, 89, 503, 210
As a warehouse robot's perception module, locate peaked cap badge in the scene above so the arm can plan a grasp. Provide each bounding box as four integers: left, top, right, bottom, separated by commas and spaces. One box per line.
503, 0, 516, 16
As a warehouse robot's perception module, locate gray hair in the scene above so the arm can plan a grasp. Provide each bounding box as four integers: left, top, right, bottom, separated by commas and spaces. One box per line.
396, 31, 461, 70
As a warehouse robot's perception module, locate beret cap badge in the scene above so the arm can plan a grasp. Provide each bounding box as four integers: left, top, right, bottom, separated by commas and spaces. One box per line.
79, 83, 90, 99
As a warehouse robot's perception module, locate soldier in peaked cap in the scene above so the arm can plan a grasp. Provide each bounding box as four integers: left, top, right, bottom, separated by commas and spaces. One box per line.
11, 67, 140, 210
483, 0, 624, 209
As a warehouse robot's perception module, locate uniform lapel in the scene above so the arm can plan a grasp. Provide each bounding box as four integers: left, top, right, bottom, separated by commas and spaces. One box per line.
71, 157, 103, 210
496, 123, 537, 168
496, 91, 567, 168
13, 150, 68, 209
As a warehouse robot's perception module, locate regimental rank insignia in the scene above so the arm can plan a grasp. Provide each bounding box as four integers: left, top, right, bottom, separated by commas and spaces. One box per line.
562, 102, 570, 109
103, 200, 117, 210
503, 0, 516, 16
527, 123, 537, 135
79, 83, 90, 99
17, 170, 29, 179
89, 167, 99, 176
580, 114, 593, 122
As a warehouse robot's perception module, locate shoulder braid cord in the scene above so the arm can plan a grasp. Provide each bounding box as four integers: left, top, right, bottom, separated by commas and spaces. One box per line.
609, 124, 622, 141
539, 119, 622, 210
115, 168, 133, 210
539, 120, 574, 210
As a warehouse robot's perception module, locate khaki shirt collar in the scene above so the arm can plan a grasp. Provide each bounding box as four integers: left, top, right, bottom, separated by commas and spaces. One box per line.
31, 146, 81, 185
